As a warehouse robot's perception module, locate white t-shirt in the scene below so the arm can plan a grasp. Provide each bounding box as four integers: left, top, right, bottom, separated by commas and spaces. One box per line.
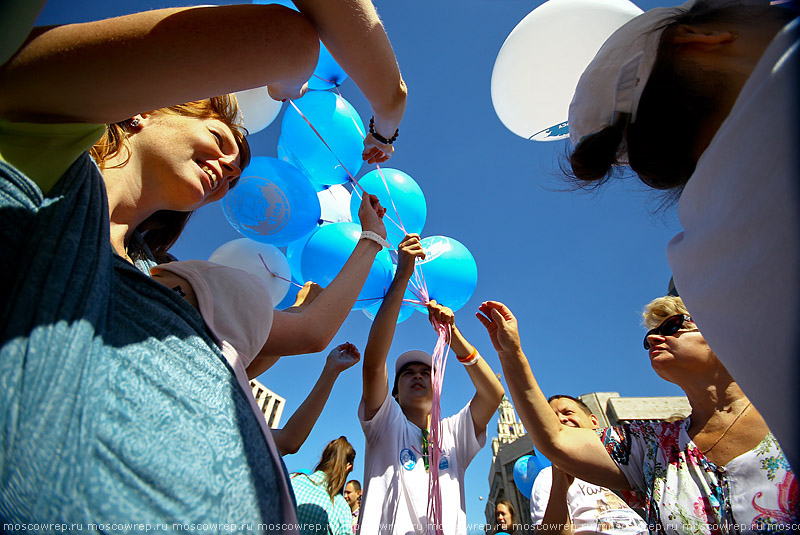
357, 392, 485, 535
666, 19, 799, 470
530, 467, 647, 535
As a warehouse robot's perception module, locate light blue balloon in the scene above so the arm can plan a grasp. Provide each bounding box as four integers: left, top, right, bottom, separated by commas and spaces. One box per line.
278, 91, 365, 187
252, 0, 297, 9
350, 168, 427, 248
300, 222, 393, 311
307, 42, 349, 90
415, 236, 478, 312
513, 454, 545, 499
276, 277, 304, 310
222, 157, 321, 247
362, 299, 415, 324
285, 227, 318, 281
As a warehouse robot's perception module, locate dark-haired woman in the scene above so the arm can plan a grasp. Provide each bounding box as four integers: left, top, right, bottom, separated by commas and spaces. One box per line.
292, 437, 357, 535
564, 0, 799, 471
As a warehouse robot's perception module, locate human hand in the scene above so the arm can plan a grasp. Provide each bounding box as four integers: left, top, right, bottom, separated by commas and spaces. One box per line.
285, 281, 324, 313
362, 133, 395, 165
475, 301, 522, 355
267, 81, 308, 102
396, 234, 425, 279
357, 193, 387, 239
427, 300, 454, 327
325, 342, 361, 374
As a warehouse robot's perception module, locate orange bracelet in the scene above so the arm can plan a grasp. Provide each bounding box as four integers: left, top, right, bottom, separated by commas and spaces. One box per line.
457, 347, 479, 365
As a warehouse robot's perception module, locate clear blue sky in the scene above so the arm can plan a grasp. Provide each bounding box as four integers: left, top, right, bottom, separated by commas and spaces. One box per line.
38, 0, 684, 530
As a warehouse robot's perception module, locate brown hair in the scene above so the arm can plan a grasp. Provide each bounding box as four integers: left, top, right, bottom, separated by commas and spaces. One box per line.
494, 498, 517, 533
547, 394, 593, 417
90, 95, 251, 263
314, 436, 356, 501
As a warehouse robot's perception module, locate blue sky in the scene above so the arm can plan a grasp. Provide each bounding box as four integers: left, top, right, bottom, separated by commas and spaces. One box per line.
39, 0, 684, 530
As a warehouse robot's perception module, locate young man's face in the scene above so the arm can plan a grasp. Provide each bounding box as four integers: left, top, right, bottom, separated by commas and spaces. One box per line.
549, 398, 598, 430
396, 363, 433, 408
343, 482, 361, 510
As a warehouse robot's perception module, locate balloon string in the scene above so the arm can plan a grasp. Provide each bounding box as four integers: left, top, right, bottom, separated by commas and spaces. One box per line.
287, 98, 404, 243
426, 321, 449, 535
259, 253, 302, 288
312, 74, 337, 86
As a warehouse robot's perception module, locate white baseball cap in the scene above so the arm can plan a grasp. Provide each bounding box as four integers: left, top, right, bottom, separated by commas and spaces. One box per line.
394, 350, 433, 374
568, 0, 770, 157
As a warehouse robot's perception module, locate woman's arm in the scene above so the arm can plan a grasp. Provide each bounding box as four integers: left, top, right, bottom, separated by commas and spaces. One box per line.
291, 0, 407, 164
272, 343, 359, 455
0, 5, 319, 123
251, 194, 387, 366
361, 234, 425, 420
476, 301, 631, 490
427, 301, 505, 437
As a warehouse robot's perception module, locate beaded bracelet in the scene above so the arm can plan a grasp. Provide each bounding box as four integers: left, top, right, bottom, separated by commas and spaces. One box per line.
360, 230, 391, 249
457, 347, 480, 366
369, 116, 399, 145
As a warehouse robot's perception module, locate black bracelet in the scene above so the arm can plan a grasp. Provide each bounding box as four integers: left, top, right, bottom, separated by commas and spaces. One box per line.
369, 116, 399, 145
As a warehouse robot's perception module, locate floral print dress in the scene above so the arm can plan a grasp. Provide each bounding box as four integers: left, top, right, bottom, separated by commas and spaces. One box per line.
599, 419, 797, 534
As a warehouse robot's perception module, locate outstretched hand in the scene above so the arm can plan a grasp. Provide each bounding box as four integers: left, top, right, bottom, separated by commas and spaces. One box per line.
396, 234, 425, 279
285, 281, 323, 313
476, 301, 522, 355
325, 342, 361, 374
427, 300, 454, 327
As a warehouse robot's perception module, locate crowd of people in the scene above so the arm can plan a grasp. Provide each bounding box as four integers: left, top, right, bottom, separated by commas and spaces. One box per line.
0, 0, 797, 533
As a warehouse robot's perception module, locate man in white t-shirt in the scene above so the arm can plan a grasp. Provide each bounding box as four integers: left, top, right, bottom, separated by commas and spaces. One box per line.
357, 234, 505, 535
530, 396, 647, 535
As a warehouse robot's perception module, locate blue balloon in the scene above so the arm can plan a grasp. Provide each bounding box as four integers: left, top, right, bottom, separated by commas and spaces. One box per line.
278, 91, 365, 187
513, 454, 547, 499
415, 236, 477, 312
285, 227, 318, 281
222, 157, 321, 247
362, 299, 415, 324
276, 277, 304, 310
253, 0, 297, 9
300, 222, 393, 311
307, 42, 349, 90
350, 168, 427, 248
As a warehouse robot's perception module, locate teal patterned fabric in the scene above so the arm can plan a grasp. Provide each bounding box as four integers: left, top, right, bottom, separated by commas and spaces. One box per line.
291, 472, 352, 535
0, 156, 291, 530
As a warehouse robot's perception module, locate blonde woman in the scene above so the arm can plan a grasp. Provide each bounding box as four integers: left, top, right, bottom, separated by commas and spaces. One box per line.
478, 297, 797, 533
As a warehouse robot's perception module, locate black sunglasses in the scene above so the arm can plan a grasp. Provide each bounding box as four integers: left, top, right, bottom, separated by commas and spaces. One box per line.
643, 314, 693, 350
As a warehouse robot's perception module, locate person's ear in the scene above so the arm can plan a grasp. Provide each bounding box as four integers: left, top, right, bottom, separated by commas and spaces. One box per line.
669, 24, 739, 48
590, 414, 599, 429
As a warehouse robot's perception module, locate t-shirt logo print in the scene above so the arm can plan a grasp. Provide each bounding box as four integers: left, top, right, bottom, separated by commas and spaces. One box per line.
400, 448, 417, 470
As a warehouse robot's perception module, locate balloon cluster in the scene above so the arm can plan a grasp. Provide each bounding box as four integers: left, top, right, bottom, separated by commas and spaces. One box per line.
212, 22, 477, 321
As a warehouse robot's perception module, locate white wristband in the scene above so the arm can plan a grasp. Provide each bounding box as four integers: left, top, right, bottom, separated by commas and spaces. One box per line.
462, 355, 481, 366
360, 230, 390, 249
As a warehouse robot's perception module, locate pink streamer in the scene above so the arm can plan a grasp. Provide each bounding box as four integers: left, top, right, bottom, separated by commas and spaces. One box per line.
426, 321, 450, 535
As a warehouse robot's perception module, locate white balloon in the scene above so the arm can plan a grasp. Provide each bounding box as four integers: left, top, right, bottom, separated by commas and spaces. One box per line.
491, 0, 642, 141
209, 238, 291, 305
233, 86, 283, 135
318, 184, 353, 225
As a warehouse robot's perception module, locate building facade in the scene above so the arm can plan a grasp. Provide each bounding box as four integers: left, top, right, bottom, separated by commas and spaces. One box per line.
249, 378, 286, 429
485, 392, 690, 533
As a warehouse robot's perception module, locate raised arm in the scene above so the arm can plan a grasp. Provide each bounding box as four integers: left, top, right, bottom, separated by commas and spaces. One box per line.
291, 0, 407, 164
427, 302, 504, 437
272, 343, 360, 455
361, 234, 425, 419
0, 4, 319, 123
476, 301, 630, 490
251, 194, 386, 370
535, 468, 575, 535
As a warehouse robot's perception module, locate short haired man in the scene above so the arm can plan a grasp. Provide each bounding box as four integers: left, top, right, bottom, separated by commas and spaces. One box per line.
358, 235, 505, 534
530, 396, 647, 534
343, 479, 362, 533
